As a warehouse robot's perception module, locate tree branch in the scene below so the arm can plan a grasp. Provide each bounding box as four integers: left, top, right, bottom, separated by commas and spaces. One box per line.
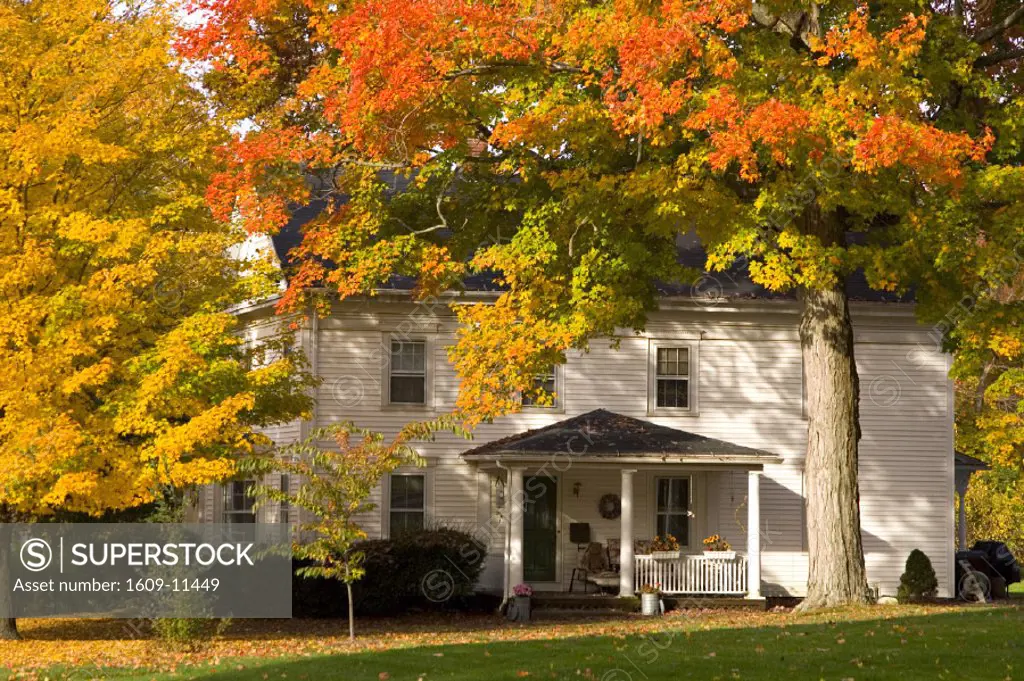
751, 2, 817, 50
974, 46, 1024, 67
443, 60, 584, 81
974, 3, 1024, 43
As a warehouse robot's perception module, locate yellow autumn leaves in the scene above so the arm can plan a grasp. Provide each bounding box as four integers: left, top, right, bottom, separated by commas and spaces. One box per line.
0, 0, 312, 516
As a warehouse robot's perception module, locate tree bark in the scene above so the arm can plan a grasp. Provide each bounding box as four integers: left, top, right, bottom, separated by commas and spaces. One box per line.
0, 520, 19, 640
346, 582, 355, 641
796, 282, 872, 609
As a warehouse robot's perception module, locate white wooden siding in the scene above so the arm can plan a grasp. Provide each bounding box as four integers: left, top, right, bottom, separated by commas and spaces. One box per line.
202, 298, 954, 598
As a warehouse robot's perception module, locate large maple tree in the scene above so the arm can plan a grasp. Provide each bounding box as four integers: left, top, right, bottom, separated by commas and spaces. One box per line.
183, 0, 1024, 607
0, 0, 315, 638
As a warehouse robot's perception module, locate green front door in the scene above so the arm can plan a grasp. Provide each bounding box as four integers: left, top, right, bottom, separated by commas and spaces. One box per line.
523, 476, 558, 583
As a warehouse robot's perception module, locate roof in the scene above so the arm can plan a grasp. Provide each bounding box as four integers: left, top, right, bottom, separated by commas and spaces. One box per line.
955, 451, 990, 472
460, 409, 782, 464
268, 174, 913, 304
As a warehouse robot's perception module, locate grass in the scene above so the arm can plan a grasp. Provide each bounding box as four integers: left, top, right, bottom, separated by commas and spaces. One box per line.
1010, 581, 1024, 594
3, 605, 1024, 680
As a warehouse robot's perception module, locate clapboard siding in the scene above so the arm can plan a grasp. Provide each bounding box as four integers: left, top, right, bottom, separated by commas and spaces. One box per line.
203, 297, 954, 598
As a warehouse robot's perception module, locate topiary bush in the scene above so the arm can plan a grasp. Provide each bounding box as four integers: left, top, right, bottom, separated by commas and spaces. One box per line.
897, 548, 938, 603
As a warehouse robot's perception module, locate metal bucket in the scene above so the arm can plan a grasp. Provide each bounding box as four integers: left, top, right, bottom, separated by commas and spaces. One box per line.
641, 592, 660, 616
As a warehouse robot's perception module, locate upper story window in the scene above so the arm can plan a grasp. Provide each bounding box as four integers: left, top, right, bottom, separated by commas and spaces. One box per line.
653, 345, 693, 409
521, 366, 560, 409
223, 480, 256, 524
389, 474, 425, 536
655, 477, 691, 546
389, 339, 427, 405
279, 474, 291, 525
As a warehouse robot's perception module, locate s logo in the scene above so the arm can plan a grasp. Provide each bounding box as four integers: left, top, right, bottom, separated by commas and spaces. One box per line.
20, 538, 52, 572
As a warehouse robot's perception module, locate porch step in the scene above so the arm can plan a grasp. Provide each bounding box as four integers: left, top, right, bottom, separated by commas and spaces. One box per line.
530, 594, 767, 612
532, 595, 639, 612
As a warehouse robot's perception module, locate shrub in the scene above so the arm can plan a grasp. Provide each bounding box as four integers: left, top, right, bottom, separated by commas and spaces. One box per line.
291, 563, 347, 618
897, 549, 938, 603
353, 527, 487, 616
151, 618, 231, 651
290, 528, 487, 617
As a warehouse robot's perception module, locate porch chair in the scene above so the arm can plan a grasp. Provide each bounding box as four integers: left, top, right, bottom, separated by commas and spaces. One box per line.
570, 542, 619, 593
606, 537, 651, 570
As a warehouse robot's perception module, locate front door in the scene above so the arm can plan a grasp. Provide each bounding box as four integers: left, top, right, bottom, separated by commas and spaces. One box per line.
523, 476, 558, 583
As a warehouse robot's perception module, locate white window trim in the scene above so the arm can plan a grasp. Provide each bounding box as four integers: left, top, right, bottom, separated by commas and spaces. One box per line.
222, 480, 257, 524
651, 475, 694, 550
383, 468, 432, 539
382, 333, 434, 410
647, 340, 699, 416
519, 364, 565, 413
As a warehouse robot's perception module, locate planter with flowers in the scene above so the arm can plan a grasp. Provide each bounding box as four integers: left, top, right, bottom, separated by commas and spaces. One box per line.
639, 583, 662, 616
701, 534, 736, 560
649, 534, 681, 560
507, 583, 533, 623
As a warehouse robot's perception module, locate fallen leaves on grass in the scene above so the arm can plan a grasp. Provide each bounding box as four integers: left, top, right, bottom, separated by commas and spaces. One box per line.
0, 603, 980, 680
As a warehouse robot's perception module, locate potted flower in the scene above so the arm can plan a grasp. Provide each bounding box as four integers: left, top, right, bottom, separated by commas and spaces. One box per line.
508, 583, 533, 622
649, 534, 681, 560
701, 534, 736, 559
639, 583, 662, 616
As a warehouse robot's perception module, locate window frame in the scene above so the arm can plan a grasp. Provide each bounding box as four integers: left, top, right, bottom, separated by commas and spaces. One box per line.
653, 476, 693, 548
383, 335, 432, 409
386, 472, 428, 537
222, 480, 257, 524
647, 340, 699, 415
278, 473, 291, 525
520, 364, 564, 412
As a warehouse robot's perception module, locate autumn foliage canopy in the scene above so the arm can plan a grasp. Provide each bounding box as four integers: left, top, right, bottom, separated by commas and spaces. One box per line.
182, 0, 1022, 426
0, 0, 314, 516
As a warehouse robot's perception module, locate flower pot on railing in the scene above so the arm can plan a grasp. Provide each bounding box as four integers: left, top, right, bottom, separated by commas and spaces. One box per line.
702, 550, 737, 560
650, 550, 681, 560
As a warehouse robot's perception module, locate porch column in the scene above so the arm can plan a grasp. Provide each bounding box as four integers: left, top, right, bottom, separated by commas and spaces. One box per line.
956, 477, 969, 550
747, 470, 763, 599
619, 469, 637, 597
508, 466, 526, 593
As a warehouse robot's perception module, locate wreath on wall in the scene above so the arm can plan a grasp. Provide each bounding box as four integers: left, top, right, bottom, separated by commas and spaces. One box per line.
598, 493, 621, 520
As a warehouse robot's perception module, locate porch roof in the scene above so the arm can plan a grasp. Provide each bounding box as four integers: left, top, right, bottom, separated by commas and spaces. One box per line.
461, 409, 782, 465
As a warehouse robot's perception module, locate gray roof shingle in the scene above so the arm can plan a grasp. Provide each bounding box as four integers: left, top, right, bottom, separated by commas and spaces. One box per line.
460, 409, 781, 463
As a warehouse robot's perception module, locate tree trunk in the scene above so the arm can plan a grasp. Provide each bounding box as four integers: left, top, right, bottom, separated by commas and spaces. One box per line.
0, 618, 17, 640
796, 282, 872, 609
345, 582, 355, 641
0, 521, 19, 640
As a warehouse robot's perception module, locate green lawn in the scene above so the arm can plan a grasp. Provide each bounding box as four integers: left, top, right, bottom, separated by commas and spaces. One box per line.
23, 606, 1024, 681
1010, 582, 1024, 594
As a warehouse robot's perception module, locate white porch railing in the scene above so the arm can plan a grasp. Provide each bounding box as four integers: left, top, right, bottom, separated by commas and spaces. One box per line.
634, 554, 748, 595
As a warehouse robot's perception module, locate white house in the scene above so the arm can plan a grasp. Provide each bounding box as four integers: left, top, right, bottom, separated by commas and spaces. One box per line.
199, 228, 957, 602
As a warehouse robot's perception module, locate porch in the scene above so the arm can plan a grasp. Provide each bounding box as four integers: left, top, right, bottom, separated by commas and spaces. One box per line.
461, 409, 783, 600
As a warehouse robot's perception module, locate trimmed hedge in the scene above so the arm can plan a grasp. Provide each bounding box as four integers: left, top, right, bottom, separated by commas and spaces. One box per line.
292, 527, 488, 617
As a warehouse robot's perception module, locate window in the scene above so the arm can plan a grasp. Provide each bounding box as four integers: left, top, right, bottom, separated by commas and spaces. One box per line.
389, 340, 427, 404
655, 347, 690, 409
521, 366, 558, 408
655, 477, 690, 546
224, 480, 256, 524
389, 474, 425, 535
279, 474, 290, 524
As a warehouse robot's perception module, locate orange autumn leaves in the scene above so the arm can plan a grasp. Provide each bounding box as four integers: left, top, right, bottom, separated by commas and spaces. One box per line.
181, 0, 998, 427
685, 9, 990, 186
